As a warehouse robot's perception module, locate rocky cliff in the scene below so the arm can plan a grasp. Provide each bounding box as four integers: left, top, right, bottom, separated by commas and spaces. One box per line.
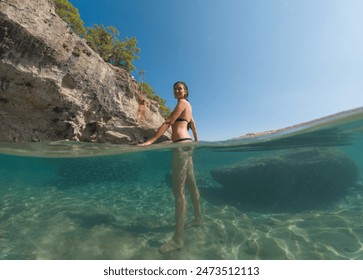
0, 0, 170, 143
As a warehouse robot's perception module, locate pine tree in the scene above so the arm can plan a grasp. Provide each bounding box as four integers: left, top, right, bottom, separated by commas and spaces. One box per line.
53, 0, 86, 36
53, 0, 169, 114
85, 25, 140, 73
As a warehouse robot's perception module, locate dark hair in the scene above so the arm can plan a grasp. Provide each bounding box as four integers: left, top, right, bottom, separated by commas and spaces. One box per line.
173, 81, 189, 99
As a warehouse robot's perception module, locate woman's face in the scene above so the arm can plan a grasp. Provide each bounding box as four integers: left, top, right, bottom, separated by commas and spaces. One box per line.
174, 83, 187, 99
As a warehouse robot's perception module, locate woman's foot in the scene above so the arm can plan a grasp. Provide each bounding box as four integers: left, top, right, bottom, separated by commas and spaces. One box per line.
185, 218, 203, 228
159, 239, 184, 254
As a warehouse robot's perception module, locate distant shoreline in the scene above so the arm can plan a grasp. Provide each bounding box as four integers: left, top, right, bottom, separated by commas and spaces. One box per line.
236, 106, 363, 139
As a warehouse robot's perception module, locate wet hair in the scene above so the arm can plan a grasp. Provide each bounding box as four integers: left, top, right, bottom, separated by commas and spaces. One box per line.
173, 81, 189, 99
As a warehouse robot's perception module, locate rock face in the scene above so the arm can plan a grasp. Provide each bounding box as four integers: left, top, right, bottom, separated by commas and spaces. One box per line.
209, 148, 359, 213
0, 0, 170, 143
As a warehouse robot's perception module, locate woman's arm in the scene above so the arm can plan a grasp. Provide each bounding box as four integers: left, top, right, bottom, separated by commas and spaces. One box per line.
138, 121, 171, 146
190, 117, 198, 141
138, 100, 186, 146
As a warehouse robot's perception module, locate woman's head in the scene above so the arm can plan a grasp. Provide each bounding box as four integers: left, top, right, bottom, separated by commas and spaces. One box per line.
173, 81, 189, 99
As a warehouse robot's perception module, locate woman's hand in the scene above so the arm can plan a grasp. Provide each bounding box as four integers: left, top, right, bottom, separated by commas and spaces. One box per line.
137, 140, 153, 147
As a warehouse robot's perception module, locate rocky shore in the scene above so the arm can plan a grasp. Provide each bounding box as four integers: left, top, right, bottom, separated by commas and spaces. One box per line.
0, 0, 169, 143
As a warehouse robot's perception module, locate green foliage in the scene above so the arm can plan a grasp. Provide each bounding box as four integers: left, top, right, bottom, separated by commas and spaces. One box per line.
111, 37, 140, 73
53, 0, 169, 116
138, 82, 171, 118
53, 0, 86, 36
84, 24, 116, 61
53, 1, 139, 73
85, 24, 140, 73
156, 97, 171, 119
138, 82, 154, 99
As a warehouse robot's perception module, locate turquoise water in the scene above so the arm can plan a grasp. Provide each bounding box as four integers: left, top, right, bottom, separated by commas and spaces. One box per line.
1, 108, 363, 260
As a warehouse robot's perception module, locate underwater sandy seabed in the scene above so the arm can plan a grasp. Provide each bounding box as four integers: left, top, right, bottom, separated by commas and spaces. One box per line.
1, 107, 363, 260
1, 177, 362, 260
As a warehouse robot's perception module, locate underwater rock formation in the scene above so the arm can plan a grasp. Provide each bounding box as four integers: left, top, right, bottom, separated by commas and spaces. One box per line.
0, 0, 169, 143
209, 148, 359, 212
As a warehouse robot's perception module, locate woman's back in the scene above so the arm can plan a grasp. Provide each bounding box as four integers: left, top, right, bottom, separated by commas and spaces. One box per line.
171, 99, 193, 141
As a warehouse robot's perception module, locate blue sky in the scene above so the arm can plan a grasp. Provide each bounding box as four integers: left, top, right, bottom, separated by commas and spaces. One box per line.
69, 0, 363, 141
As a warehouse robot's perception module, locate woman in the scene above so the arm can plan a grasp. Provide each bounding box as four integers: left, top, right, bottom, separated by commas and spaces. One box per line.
138, 81, 202, 254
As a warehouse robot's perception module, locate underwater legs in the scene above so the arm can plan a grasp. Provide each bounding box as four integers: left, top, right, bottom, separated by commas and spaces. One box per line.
185, 158, 203, 227
159, 147, 202, 254
159, 148, 187, 254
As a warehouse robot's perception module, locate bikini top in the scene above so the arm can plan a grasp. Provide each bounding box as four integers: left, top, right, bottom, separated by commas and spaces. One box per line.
175, 118, 191, 130
176, 117, 189, 123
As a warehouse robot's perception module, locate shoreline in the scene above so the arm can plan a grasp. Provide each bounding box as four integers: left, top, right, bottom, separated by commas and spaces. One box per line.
236, 106, 363, 139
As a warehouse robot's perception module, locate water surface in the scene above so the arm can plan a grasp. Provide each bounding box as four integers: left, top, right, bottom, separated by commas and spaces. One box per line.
1, 107, 363, 259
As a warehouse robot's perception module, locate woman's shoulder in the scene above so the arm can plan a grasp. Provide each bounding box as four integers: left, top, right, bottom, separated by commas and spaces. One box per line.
178, 98, 190, 106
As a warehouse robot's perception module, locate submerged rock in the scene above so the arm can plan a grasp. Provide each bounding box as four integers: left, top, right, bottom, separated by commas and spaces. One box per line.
0, 0, 169, 143
209, 148, 359, 212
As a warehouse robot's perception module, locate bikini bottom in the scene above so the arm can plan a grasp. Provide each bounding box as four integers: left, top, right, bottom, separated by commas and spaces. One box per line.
173, 137, 192, 143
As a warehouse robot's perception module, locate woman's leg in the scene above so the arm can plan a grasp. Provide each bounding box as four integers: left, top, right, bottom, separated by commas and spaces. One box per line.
159, 148, 188, 254
185, 149, 203, 227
